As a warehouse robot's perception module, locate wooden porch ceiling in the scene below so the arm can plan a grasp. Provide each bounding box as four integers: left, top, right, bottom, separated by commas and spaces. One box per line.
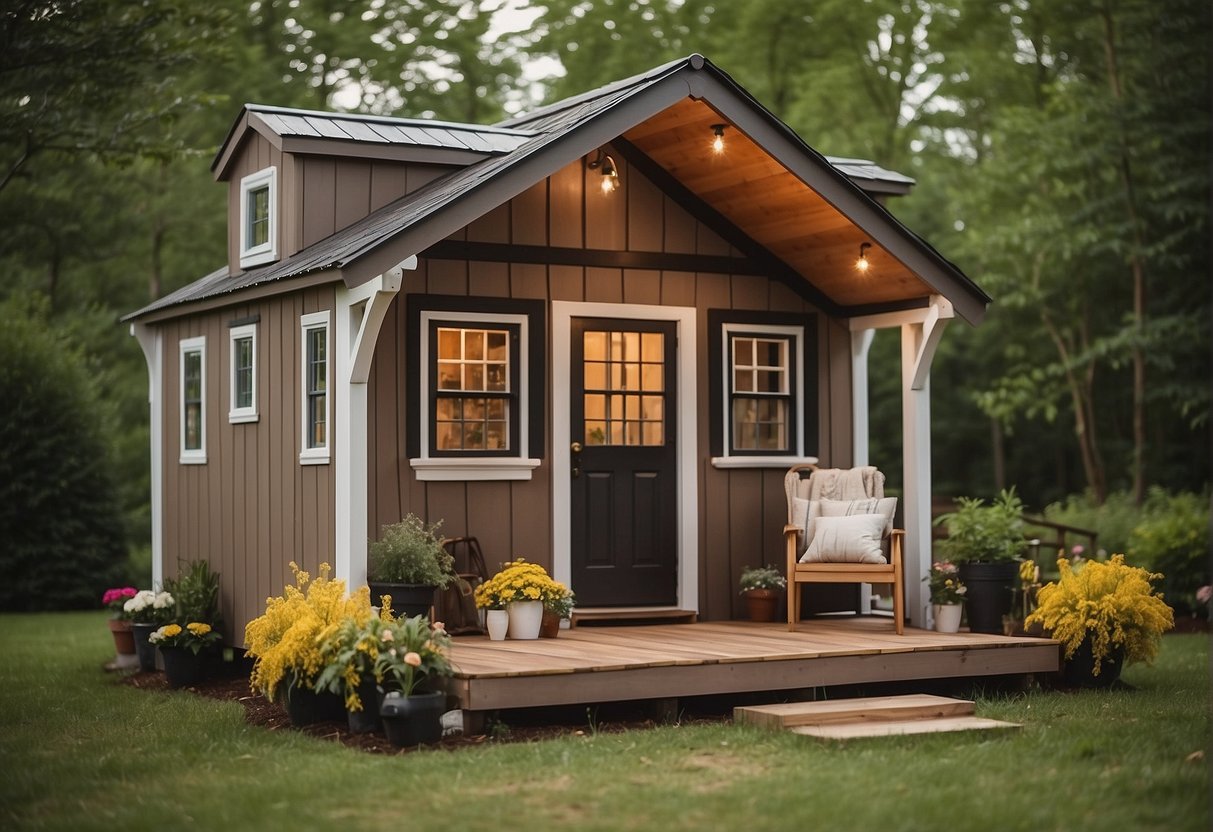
441, 619, 1060, 714
623, 98, 931, 310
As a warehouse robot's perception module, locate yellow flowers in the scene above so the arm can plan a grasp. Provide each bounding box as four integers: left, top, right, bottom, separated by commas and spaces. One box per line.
474, 558, 569, 610
244, 561, 374, 702
186, 622, 211, 636
1026, 555, 1174, 676
162, 624, 183, 638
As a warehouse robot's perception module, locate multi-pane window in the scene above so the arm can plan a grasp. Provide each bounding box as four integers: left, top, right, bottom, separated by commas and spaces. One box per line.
300, 311, 329, 463
239, 167, 277, 268
729, 334, 790, 452
582, 329, 664, 447
179, 336, 206, 463
433, 324, 515, 453
229, 323, 257, 423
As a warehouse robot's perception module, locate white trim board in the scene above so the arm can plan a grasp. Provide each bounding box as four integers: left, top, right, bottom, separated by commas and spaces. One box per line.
551, 301, 699, 614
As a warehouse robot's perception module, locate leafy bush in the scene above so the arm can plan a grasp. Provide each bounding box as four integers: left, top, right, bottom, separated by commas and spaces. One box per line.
1042, 490, 1143, 555
367, 515, 454, 587
163, 559, 222, 629
1127, 489, 1210, 617
934, 489, 1028, 563
0, 298, 126, 610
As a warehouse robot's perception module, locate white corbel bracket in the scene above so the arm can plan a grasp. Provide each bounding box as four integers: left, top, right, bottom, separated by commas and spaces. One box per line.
345, 257, 413, 384
848, 295, 953, 391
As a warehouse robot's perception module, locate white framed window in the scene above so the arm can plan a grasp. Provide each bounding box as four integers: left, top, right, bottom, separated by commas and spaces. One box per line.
299, 311, 330, 464
409, 305, 542, 481
711, 319, 813, 468
239, 166, 278, 269
228, 322, 258, 423
179, 336, 207, 464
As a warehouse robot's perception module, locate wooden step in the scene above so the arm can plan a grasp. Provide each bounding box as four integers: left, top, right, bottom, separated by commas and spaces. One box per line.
734, 694, 974, 729
793, 716, 1020, 740
570, 608, 698, 627
735, 694, 1020, 739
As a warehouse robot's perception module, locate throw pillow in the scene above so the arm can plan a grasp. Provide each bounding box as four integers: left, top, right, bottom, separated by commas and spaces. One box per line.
799, 514, 888, 564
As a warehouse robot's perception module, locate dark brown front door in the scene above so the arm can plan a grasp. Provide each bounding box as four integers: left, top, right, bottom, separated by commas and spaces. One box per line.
569, 318, 678, 606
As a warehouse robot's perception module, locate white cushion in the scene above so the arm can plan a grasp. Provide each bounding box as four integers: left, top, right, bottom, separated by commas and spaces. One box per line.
800, 514, 888, 564
802, 497, 896, 548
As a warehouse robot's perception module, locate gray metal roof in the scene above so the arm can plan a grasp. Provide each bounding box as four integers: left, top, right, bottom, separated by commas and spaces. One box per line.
129, 55, 985, 323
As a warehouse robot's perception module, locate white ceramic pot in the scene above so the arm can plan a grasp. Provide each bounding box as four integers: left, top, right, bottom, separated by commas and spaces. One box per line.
486, 609, 509, 641
933, 603, 963, 633
507, 600, 544, 640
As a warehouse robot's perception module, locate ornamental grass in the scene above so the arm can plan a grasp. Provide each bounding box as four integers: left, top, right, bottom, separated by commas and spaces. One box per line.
244, 562, 373, 701
1026, 554, 1174, 675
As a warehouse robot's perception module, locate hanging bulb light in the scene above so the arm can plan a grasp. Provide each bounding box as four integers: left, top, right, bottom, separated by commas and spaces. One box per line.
711, 123, 726, 154
856, 242, 872, 272
588, 149, 619, 194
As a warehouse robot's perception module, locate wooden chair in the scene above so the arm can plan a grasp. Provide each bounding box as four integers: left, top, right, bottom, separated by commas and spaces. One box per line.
784, 463, 905, 635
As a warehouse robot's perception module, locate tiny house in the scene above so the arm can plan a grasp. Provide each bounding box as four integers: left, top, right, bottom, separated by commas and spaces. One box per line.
125, 55, 988, 641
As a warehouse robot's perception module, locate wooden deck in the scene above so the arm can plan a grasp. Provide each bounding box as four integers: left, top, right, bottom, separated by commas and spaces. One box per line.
440, 618, 1060, 715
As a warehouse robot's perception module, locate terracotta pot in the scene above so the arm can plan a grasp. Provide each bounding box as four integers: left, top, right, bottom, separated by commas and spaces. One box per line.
108, 618, 136, 655
743, 588, 780, 622
539, 610, 562, 638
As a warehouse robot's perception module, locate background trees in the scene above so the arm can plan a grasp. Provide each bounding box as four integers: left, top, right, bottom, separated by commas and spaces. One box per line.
1, 0, 1207, 595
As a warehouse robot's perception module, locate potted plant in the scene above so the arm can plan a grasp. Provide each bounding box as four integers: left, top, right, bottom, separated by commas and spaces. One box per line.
541, 585, 575, 638
313, 613, 395, 734
101, 587, 138, 669
474, 559, 562, 640
924, 561, 967, 633
376, 615, 453, 746
163, 559, 224, 674
367, 515, 456, 618
244, 561, 372, 726
123, 589, 175, 671
1026, 555, 1174, 687
473, 577, 510, 641
149, 622, 221, 688
933, 489, 1028, 634
739, 566, 786, 622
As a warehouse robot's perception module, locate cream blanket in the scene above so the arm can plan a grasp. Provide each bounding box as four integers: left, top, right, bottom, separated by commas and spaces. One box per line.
805, 466, 884, 500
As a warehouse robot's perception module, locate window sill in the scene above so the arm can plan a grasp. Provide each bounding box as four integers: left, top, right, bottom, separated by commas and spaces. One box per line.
179, 454, 207, 465
229, 411, 258, 424
711, 455, 818, 469
409, 457, 541, 481
299, 449, 330, 466
239, 246, 277, 270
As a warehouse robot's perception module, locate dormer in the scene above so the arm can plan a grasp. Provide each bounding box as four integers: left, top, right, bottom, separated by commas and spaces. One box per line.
210, 105, 532, 277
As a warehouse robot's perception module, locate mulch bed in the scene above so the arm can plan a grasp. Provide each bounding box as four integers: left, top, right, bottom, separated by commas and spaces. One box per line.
118, 670, 706, 755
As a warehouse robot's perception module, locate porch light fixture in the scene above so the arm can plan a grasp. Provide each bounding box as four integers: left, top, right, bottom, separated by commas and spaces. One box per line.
711, 123, 727, 153
588, 149, 619, 194
856, 242, 872, 273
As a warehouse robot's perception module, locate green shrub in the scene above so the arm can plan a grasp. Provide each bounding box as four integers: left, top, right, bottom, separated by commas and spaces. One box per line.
163, 558, 222, 628
934, 488, 1029, 563
0, 297, 126, 610
1127, 489, 1210, 617
1042, 490, 1142, 556
368, 515, 455, 587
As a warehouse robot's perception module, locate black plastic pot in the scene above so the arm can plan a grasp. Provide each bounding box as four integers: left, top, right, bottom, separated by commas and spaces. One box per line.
1062, 638, 1125, 688
130, 622, 159, 672
160, 646, 205, 688
380, 690, 445, 746
958, 561, 1019, 634
279, 682, 346, 726
366, 582, 436, 619
347, 676, 385, 734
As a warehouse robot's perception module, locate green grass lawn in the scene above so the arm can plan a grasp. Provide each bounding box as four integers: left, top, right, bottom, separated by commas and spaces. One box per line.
1, 612, 1208, 831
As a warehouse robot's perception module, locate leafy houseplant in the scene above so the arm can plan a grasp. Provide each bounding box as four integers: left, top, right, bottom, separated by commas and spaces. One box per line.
1026, 555, 1174, 685
313, 614, 395, 733
934, 489, 1028, 634
244, 561, 373, 722
163, 559, 222, 632
367, 515, 456, 618
739, 565, 786, 623
924, 561, 967, 605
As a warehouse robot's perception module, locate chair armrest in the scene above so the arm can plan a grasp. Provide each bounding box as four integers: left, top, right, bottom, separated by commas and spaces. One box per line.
783, 524, 800, 536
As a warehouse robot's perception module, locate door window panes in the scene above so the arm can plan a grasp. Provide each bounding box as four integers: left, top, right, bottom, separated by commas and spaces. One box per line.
583, 329, 664, 446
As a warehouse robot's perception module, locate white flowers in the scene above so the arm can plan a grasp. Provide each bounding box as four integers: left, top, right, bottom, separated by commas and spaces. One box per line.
123, 590, 175, 620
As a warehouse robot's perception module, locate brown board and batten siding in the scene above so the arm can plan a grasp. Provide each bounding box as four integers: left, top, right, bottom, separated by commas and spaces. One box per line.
160, 286, 336, 641
365, 153, 853, 621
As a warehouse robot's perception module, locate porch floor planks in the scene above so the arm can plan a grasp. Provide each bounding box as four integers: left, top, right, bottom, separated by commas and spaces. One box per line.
442, 620, 1059, 713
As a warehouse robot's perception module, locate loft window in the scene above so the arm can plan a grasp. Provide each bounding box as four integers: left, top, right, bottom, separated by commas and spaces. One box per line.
299, 311, 329, 464
239, 167, 278, 269
228, 322, 257, 423
179, 336, 206, 464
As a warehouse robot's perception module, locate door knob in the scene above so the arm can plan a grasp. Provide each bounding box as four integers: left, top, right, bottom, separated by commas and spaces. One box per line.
570, 442, 583, 454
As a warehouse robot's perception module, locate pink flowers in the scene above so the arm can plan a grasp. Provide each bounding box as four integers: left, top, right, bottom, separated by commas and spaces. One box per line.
102, 587, 137, 611
1197, 586, 1212, 605
404, 652, 422, 667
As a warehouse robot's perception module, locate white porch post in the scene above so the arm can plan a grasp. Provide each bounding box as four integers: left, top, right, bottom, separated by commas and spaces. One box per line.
851, 328, 875, 467
131, 323, 164, 588
333, 258, 414, 586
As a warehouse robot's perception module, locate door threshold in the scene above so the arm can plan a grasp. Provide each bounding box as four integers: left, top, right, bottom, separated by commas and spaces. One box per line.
570, 607, 698, 628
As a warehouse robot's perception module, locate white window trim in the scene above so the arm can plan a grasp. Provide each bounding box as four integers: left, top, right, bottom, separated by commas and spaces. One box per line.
228, 323, 258, 423
300, 310, 330, 465
409, 309, 539, 481
179, 336, 206, 465
239, 166, 278, 269
711, 322, 807, 468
